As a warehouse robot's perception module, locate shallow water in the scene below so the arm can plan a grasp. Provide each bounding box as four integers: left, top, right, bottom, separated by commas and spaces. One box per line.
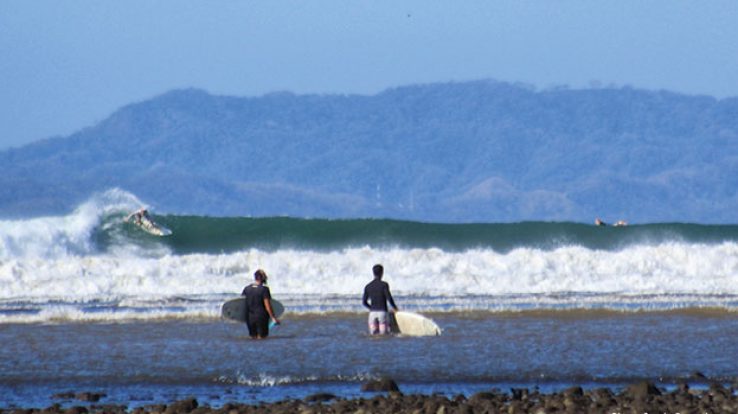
2, 311, 738, 408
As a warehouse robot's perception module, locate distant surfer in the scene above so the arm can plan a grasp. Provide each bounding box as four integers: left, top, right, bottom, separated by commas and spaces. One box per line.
362, 264, 398, 335
595, 218, 628, 227
241, 269, 280, 339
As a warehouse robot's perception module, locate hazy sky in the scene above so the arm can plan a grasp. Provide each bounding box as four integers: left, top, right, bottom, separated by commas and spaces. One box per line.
2, 1, 738, 149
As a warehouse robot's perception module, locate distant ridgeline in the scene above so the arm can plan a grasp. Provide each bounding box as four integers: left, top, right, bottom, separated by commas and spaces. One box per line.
1, 80, 737, 222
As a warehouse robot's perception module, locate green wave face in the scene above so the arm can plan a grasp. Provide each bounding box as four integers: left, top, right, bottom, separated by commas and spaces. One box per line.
98, 215, 738, 255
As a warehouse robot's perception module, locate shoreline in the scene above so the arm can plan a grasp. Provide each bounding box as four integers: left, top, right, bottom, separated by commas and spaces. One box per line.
4, 381, 738, 414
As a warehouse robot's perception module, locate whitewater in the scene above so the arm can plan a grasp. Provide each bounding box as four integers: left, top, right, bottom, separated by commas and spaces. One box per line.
2, 189, 738, 324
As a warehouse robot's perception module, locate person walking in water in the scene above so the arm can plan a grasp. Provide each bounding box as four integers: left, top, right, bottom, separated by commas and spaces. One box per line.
241, 269, 280, 339
362, 264, 398, 335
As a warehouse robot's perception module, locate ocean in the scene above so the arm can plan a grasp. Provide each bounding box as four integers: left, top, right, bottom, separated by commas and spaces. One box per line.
2, 189, 738, 409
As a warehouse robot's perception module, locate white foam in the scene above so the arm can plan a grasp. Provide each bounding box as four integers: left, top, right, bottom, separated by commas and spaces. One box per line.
0, 188, 144, 260
221, 372, 376, 387
1, 241, 738, 322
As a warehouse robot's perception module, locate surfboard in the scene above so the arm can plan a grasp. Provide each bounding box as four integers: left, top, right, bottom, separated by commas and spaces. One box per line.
221, 297, 285, 328
125, 212, 172, 236
135, 216, 172, 236
390, 311, 442, 336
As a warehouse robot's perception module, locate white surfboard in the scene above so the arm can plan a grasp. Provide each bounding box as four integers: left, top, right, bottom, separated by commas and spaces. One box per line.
390, 311, 442, 336
135, 216, 172, 236
125, 210, 172, 236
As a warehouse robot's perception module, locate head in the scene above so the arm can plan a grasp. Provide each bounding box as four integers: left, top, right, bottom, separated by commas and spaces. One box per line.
254, 269, 268, 283
372, 264, 384, 279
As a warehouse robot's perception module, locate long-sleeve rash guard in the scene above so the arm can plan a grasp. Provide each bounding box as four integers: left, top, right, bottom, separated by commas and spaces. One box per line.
362, 279, 397, 311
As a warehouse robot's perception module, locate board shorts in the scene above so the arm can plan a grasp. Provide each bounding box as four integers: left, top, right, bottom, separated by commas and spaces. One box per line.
368, 311, 389, 335
246, 313, 270, 338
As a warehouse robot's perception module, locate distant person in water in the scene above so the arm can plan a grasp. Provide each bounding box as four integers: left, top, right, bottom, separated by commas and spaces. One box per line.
595, 218, 628, 227
362, 264, 398, 335
241, 269, 280, 339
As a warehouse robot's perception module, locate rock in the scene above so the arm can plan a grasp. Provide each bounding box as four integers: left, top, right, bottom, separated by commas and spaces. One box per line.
563, 395, 584, 411
74, 392, 106, 403
304, 393, 337, 403
691, 371, 707, 379
92, 405, 127, 414
469, 391, 497, 402
510, 388, 528, 400
40, 403, 62, 414
563, 386, 583, 398
709, 382, 731, 399
588, 387, 614, 401
388, 390, 404, 399
163, 398, 198, 414
330, 400, 356, 412
675, 380, 689, 394
422, 399, 440, 413
52, 392, 76, 400
360, 378, 400, 392
455, 403, 473, 414
142, 404, 167, 414
624, 381, 661, 400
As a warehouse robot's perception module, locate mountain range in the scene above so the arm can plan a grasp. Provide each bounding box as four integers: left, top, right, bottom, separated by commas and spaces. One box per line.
1, 80, 736, 223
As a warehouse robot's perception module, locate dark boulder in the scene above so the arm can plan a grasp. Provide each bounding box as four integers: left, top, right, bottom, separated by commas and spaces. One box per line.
563, 386, 584, 398
510, 388, 529, 400
360, 378, 400, 392
625, 381, 662, 400
304, 393, 338, 403
74, 393, 106, 403
52, 392, 76, 400
163, 398, 198, 414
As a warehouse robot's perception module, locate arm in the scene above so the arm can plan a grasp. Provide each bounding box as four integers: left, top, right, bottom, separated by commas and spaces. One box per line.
362, 288, 371, 309
264, 297, 279, 324
385, 284, 398, 312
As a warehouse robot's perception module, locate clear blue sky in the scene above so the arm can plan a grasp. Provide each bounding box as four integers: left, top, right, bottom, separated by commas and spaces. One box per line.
2, 1, 738, 149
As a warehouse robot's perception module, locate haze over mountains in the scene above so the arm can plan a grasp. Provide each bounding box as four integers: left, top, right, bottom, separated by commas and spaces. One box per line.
1, 80, 736, 223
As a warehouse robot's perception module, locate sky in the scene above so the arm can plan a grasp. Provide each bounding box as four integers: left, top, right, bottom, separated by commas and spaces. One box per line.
2, 1, 738, 150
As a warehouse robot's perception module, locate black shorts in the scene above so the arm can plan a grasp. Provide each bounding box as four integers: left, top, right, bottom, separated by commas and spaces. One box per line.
246, 314, 269, 338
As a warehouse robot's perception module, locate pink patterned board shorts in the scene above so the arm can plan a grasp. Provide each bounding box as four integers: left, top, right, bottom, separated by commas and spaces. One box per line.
368, 311, 389, 335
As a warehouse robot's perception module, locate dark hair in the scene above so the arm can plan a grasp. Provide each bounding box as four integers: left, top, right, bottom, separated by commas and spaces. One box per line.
372, 264, 384, 278
254, 269, 267, 281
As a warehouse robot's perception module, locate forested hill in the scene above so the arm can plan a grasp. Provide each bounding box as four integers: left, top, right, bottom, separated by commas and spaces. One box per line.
1, 80, 737, 222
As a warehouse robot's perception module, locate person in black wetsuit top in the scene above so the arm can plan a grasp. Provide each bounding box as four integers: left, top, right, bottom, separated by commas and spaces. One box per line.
362, 264, 398, 335
241, 269, 280, 339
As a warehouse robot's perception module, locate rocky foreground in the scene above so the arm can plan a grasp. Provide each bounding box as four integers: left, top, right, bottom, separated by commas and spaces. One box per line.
4, 380, 738, 414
